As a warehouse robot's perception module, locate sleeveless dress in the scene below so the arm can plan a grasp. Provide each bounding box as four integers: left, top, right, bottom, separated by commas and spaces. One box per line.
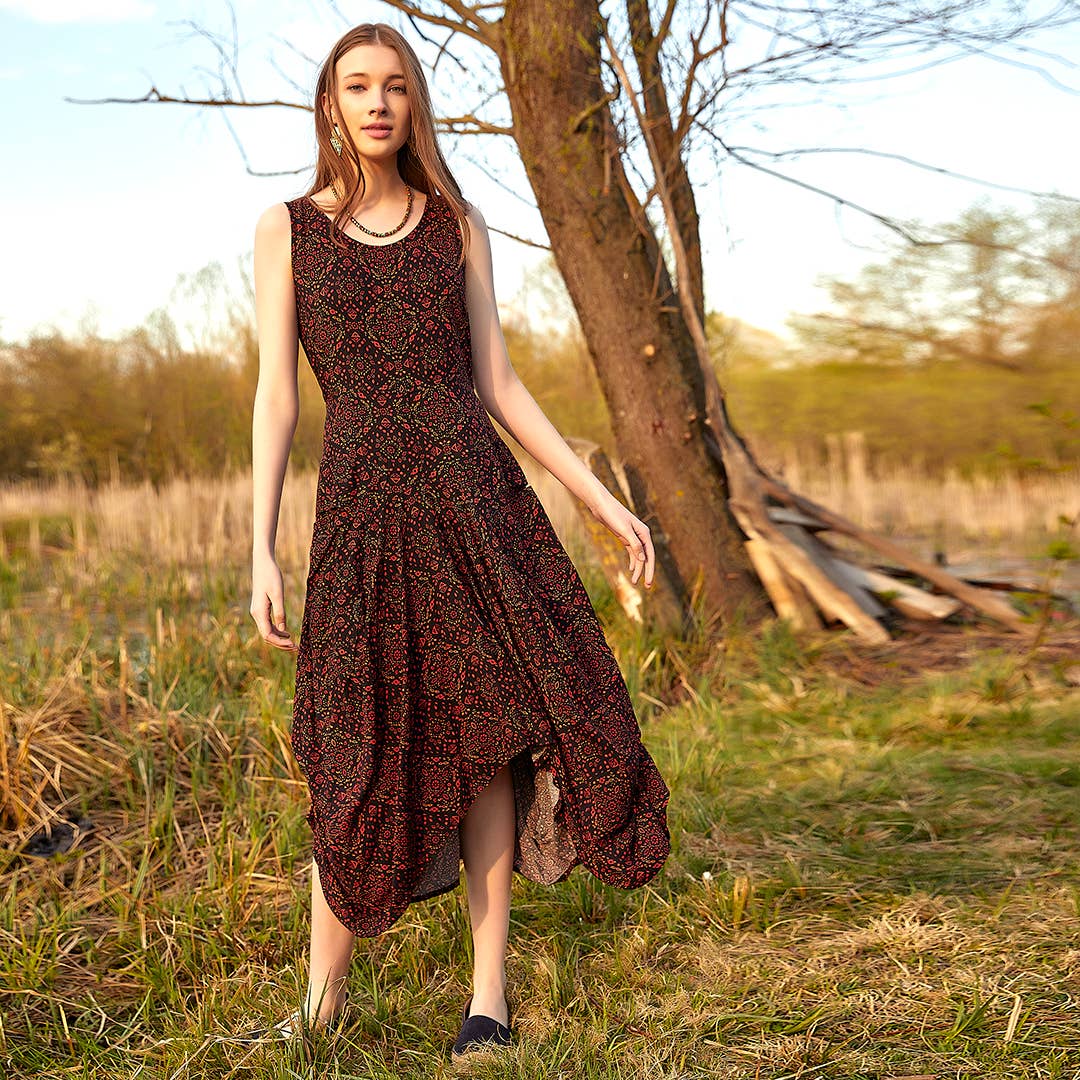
284, 189, 671, 937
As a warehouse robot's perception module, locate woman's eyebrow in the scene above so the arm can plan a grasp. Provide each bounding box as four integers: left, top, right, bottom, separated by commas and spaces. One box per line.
342, 72, 405, 79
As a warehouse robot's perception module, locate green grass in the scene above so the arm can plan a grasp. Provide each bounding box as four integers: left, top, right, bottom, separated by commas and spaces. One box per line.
1, 548, 1078, 1079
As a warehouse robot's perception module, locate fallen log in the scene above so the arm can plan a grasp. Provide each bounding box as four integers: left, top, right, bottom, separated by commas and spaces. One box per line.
729, 500, 892, 642
775, 523, 889, 620
767, 507, 832, 532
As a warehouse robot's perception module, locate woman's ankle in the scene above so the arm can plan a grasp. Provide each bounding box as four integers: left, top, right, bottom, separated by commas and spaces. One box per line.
471, 972, 507, 996
305, 984, 347, 1020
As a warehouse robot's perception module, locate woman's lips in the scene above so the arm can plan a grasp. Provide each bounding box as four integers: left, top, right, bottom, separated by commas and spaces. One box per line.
363, 126, 392, 139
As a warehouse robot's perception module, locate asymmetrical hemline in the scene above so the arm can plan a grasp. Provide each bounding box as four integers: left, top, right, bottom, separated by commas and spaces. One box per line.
285, 189, 671, 937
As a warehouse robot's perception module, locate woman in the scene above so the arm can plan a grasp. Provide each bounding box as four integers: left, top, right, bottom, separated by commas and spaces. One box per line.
245, 21, 671, 1060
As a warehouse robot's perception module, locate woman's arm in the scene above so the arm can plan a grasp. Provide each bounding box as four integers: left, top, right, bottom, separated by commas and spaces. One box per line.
463, 203, 655, 588
250, 202, 301, 649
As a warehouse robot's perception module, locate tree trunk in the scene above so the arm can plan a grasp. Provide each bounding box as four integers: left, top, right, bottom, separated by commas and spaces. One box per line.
501, 0, 769, 630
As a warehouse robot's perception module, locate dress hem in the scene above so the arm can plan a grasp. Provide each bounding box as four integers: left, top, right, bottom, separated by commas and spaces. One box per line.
305, 718, 669, 938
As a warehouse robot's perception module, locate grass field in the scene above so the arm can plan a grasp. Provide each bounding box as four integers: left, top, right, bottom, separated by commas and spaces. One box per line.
1, 494, 1079, 1079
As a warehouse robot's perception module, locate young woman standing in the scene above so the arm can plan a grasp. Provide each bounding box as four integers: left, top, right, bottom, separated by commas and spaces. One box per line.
246, 22, 670, 1060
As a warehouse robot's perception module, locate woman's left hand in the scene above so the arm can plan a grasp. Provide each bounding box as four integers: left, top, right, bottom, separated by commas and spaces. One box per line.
587, 491, 655, 588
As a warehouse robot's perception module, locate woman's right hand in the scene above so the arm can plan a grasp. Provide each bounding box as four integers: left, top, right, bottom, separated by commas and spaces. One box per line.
250, 553, 298, 652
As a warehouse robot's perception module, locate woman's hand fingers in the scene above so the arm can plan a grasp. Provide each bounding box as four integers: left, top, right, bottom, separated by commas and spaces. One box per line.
268, 590, 297, 651
591, 493, 655, 589
624, 518, 654, 587
630, 518, 655, 587
250, 587, 297, 652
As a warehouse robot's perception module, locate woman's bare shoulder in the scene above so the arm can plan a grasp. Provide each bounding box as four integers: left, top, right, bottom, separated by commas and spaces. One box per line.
462, 198, 485, 226
255, 201, 293, 239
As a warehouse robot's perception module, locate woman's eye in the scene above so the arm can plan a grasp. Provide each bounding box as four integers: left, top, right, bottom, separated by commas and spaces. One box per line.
346, 84, 406, 93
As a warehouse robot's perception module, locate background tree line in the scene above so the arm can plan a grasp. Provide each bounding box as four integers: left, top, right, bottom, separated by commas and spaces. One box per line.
1, 197, 1076, 487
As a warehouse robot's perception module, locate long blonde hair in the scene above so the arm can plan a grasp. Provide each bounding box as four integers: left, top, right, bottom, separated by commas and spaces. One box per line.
305, 22, 472, 265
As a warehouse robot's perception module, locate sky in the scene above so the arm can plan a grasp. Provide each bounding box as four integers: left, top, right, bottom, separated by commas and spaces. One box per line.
1, 0, 1077, 351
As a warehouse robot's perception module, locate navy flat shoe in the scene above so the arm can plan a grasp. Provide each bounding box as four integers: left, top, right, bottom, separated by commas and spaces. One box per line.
451, 992, 513, 1060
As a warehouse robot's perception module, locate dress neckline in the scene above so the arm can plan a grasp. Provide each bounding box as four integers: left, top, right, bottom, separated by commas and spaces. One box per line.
304, 189, 435, 249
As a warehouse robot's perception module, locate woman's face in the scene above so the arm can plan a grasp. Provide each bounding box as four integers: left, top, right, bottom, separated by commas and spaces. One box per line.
327, 44, 412, 162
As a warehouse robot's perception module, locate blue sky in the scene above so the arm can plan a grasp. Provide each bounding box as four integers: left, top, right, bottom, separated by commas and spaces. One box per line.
1, 0, 1077, 349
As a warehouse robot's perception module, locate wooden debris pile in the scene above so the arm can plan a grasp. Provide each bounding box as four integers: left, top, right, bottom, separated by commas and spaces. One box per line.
712, 405, 1043, 643
569, 436, 1061, 643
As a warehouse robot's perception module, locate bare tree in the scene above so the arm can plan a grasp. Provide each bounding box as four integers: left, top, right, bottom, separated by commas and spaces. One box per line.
74, 0, 1080, 639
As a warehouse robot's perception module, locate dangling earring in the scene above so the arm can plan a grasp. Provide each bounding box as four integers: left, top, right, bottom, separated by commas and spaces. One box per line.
330, 122, 344, 155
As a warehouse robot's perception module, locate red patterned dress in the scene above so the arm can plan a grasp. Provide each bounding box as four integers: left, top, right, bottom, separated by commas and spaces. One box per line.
284, 188, 670, 937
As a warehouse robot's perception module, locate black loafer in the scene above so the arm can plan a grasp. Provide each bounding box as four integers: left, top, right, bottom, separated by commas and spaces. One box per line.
451, 992, 513, 1060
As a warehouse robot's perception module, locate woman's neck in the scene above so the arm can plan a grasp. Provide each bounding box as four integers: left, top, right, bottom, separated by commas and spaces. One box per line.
333, 162, 409, 207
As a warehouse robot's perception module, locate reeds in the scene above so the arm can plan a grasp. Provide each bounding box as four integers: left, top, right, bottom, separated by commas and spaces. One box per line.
774, 431, 1078, 547
1, 434, 1075, 574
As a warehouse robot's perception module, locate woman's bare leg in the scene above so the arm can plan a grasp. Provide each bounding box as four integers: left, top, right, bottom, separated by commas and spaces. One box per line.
459, 762, 515, 1027
305, 857, 356, 1021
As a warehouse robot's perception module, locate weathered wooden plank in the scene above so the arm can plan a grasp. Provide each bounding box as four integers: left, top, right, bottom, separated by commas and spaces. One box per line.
744, 538, 823, 631
844, 564, 963, 620
729, 501, 890, 643
776, 523, 889, 620
759, 476, 1031, 634
766, 506, 831, 531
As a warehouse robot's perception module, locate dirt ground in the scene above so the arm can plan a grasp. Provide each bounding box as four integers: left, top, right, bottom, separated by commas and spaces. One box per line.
807, 616, 1080, 689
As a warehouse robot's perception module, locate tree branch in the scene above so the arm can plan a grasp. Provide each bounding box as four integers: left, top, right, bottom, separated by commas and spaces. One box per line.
487, 224, 550, 250
66, 85, 512, 139
64, 87, 310, 111
567, 90, 620, 135
652, 0, 681, 55
623, 0, 710, 323
439, 113, 514, 135
722, 143, 1080, 205
374, 0, 503, 53
803, 312, 1025, 371
700, 128, 1075, 269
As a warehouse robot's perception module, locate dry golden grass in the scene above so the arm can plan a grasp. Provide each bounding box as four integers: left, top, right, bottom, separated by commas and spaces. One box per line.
2, 433, 1076, 577
771, 431, 1079, 551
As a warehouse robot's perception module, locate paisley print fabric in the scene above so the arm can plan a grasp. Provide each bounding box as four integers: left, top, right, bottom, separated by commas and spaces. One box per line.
285, 189, 671, 937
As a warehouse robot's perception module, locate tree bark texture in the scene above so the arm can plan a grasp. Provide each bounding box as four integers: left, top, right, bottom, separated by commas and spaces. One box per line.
500, 0, 769, 629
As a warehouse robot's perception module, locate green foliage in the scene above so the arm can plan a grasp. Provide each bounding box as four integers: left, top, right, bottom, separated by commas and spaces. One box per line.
1047, 536, 1079, 561
0, 295, 612, 488
0, 312, 327, 486
725, 356, 1080, 476
0, 555, 19, 609
723, 194, 1080, 474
